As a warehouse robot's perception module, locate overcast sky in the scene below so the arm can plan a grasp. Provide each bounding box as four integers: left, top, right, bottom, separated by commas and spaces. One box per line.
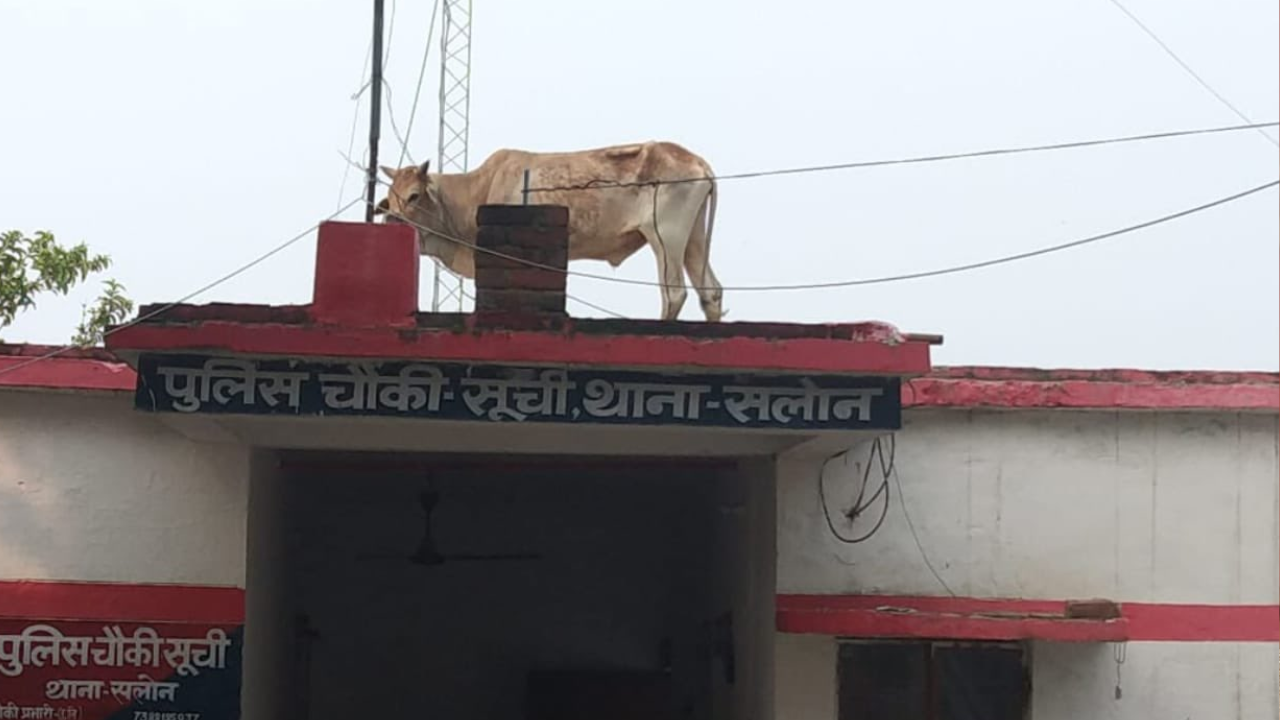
3, 0, 1277, 370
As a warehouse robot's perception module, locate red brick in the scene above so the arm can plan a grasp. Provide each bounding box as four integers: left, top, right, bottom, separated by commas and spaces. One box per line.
476, 204, 569, 228
474, 288, 566, 315
1065, 599, 1121, 620
475, 265, 566, 292
474, 244, 567, 271
472, 311, 569, 331
504, 226, 568, 248
475, 225, 509, 246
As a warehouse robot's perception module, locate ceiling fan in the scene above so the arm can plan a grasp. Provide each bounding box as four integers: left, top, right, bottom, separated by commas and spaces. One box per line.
358, 489, 543, 567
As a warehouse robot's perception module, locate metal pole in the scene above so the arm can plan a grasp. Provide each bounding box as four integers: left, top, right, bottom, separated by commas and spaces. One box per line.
364, 0, 386, 223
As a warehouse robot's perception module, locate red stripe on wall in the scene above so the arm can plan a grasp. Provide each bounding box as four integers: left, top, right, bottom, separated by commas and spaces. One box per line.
0, 581, 244, 624
776, 594, 1280, 643
1122, 602, 1279, 642
2, 584, 1274, 642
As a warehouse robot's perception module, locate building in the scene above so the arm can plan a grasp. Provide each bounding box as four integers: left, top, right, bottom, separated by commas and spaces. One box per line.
0, 207, 1275, 720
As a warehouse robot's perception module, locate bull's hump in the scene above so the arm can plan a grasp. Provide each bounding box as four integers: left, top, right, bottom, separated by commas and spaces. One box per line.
603, 144, 645, 159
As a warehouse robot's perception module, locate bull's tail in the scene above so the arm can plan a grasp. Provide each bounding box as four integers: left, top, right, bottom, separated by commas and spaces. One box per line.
701, 170, 718, 289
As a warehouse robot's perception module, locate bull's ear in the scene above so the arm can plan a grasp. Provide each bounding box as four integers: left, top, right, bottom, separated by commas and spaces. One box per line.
373, 198, 390, 215
379, 165, 397, 180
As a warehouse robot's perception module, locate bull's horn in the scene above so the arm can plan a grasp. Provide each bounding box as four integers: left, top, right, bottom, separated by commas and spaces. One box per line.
418, 160, 431, 177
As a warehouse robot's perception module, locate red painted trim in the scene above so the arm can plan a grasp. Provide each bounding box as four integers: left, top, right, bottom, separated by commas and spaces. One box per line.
0, 580, 244, 624
776, 595, 1280, 642
777, 595, 1127, 642
3, 583, 1271, 642
1122, 602, 1280, 642
104, 321, 933, 376
0, 348, 135, 392
926, 366, 1280, 385
3, 343, 1275, 414
906, 375, 1279, 411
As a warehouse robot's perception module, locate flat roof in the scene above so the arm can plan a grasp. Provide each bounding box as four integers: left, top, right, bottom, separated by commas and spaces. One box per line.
4, 343, 1274, 411
99, 303, 938, 377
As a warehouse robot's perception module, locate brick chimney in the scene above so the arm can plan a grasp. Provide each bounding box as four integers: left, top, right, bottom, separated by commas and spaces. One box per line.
473, 205, 569, 327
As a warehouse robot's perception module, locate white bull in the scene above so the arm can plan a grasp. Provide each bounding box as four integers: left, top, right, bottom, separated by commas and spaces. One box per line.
373, 141, 724, 322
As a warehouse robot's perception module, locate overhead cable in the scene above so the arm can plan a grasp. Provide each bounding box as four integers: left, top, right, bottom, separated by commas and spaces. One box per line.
397, 0, 443, 168
0, 197, 364, 379
378, 178, 1280, 292
521, 121, 1280, 193
1104, 0, 1278, 149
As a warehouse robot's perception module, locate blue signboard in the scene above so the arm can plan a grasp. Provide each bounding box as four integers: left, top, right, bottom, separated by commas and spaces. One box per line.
133, 353, 901, 431
0, 618, 242, 720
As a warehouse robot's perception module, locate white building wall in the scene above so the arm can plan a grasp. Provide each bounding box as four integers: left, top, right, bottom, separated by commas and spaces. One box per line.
775, 408, 1279, 720
0, 390, 249, 586
1031, 641, 1279, 720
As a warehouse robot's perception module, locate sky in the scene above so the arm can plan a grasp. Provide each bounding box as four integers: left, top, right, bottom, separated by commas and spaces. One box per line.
2, 0, 1277, 370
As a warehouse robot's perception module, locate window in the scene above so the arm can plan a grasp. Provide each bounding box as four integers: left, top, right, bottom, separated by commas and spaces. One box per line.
837, 640, 1029, 720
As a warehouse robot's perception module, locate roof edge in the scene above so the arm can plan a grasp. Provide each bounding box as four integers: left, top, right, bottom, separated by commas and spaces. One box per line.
2, 345, 1276, 411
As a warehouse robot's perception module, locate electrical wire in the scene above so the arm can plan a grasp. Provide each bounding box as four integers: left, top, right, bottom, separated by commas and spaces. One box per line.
374, 177, 1280, 292
336, 43, 375, 211
383, 0, 399, 68
455, 277, 625, 318
522, 120, 1279, 193
397, 0, 442, 169
337, 0, 401, 209
0, 197, 364, 380
818, 437, 893, 545
1104, 0, 1278, 149
380, 78, 414, 164
819, 433, 957, 594
888, 434, 957, 597
562, 292, 627, 318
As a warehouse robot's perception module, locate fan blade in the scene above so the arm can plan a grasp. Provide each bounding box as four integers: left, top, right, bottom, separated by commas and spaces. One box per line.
442, 552, 543, 562
354, 552, 413, 561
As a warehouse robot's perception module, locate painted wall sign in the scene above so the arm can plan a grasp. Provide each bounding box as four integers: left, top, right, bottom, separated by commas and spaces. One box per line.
0, 619, 242, 720
133, 353, 902, 430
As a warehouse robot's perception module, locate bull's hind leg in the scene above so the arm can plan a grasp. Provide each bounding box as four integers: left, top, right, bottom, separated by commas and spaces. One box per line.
684, 201, 724, 322
641, 188, 696, 321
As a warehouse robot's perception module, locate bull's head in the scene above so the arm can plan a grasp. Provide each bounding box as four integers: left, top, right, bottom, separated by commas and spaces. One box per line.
373, 160, 436, 225
371, 161, 468, 276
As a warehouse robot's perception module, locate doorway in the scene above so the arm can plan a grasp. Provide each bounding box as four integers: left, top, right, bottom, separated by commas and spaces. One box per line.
837, 639, 1030, 720
243, 451, 776, 720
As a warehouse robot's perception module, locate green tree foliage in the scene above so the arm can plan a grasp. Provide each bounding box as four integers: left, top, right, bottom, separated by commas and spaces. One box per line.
0, 230, 134, 345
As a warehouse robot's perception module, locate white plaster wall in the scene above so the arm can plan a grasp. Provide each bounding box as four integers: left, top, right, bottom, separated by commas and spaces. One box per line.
1031, 640, 1279, 720
0, 390, 249, 586
778, 409, 1280, 603
774, 408, 1280, 720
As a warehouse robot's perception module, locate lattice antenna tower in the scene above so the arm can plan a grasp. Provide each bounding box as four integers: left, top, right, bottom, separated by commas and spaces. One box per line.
431, 0, 474, 312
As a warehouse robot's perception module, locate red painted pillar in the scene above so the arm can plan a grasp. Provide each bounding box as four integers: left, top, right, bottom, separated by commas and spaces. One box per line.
311, 221, 420, 327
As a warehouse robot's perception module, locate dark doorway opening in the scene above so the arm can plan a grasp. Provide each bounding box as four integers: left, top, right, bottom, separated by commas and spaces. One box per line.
245, 451, 775, 720
837, 640, 1029, 720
